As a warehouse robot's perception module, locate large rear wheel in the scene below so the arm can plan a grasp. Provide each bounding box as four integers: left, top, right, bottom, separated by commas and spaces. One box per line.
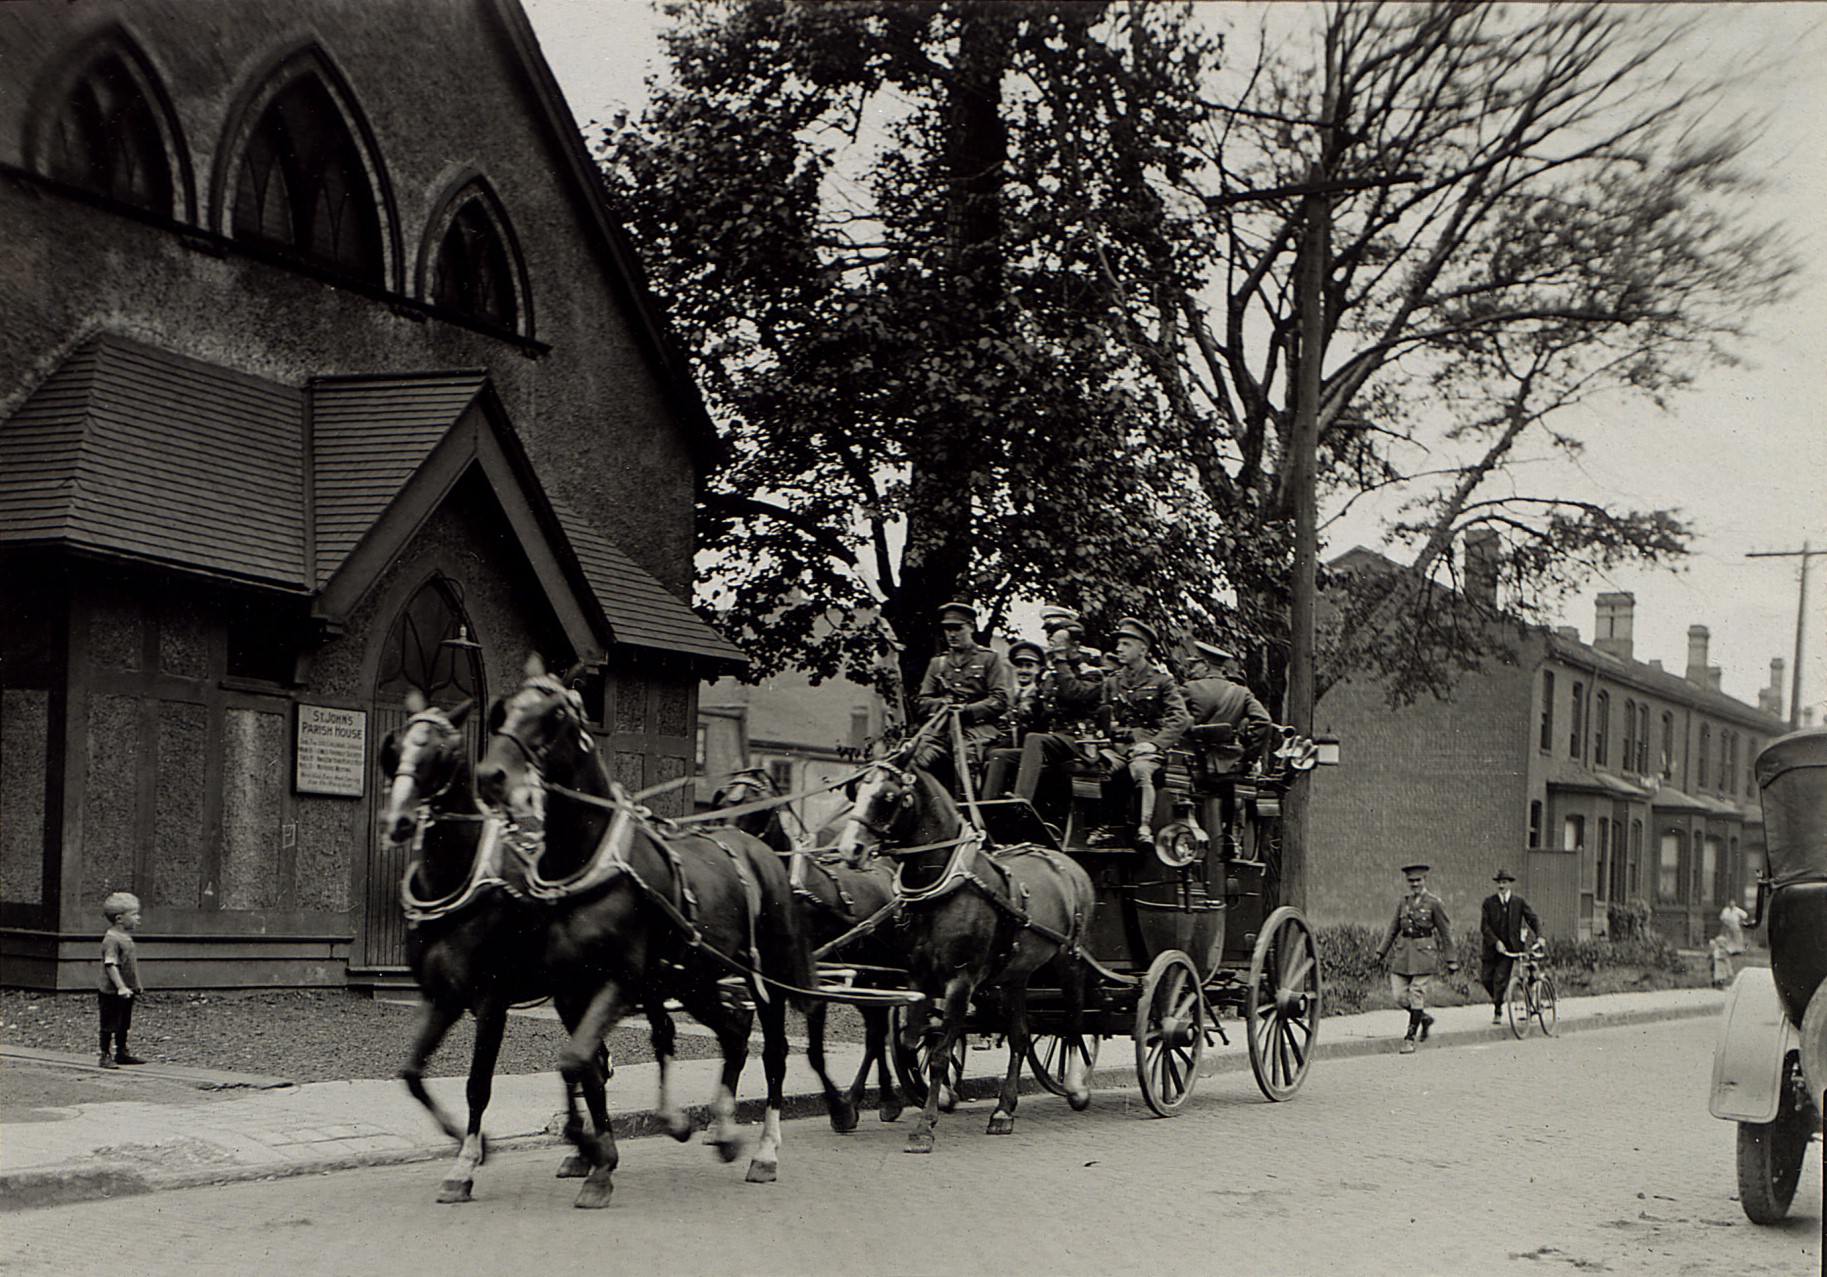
1134, 951, 1204, 1117
1246, 907, 1320, 1101
1736, 1055, 1811, 1224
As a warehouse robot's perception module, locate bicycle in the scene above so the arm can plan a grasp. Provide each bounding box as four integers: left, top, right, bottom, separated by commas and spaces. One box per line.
1503, 939, 1557, 1038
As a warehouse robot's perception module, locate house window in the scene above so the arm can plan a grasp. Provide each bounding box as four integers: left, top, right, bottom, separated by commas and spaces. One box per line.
432, 197, 518, 329
1528, 800, 1542, 849
232, 74, 382, 282
1539, 672, 1555, 752
1700, 836, 1720, 906
1747, 738, 1759, 797
1698, 725, 1710, 788
1723, 732, 1736, 796
767, 758, 795, 796
44, 51, 174, 214
1742, 845, 1764, 910
1627, 819, 1643, 899
1569, 682, 1584, 758
1594, 691, 1610, 766
1621, 699, 1635, 770
1635, 703, 1650, 772
1562, 814, 1585, 852
1660, 711, 1675, 778
374, 577, 482, 705
693, 723, 708, 770
1657, 831, 1682, 903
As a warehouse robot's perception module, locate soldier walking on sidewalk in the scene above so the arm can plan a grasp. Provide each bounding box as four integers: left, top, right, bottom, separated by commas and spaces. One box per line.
1375, 863, 1458, 1053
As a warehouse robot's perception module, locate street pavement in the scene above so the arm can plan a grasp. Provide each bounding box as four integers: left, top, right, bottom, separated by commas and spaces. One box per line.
2, 1014, 1816, 1277
0, 987, 1724, 1212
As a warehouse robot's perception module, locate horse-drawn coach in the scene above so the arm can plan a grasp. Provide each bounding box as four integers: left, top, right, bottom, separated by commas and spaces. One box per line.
1708, 726, 1827, 1224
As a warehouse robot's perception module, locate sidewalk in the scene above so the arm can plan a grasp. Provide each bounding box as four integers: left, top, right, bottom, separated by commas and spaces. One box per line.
0, 986, 1722, 1211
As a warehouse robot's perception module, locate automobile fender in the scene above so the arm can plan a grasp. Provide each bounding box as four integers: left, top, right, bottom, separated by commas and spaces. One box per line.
1709, 967, 1800, 1123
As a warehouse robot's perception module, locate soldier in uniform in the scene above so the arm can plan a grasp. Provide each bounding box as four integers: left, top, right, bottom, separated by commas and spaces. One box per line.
1181, 640, 1274, 773
1374, 863, 1460, 1053
1065, 617, 1189, 849
985, 618, 1103, 829
982, 639, 1044, 802
911, 601, 1013, 797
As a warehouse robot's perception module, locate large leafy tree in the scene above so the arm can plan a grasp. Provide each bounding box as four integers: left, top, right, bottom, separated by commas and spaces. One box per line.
600, 1, 1232, 699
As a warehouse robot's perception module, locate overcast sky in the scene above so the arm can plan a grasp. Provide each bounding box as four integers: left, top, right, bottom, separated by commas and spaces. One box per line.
522, 0, 1827, 722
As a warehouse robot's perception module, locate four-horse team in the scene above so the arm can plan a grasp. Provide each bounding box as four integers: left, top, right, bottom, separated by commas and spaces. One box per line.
378, 597, 1324, 1208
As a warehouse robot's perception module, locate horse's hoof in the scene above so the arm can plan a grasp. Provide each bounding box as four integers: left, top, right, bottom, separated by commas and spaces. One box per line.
904, 1130, 935, 1155
937, 1087, 959, 1114
878, 1101, 904, 1124
436, 1178, 473, 1204
666, 1117, 693, 1144
1067, 1088, 1092, 1113
827, 1099, 859, 1134
710, 1136, 744, 1164
555, 1154, 591, 1179
573, 1177, 614, 1210
986, 1113, 1013, 1136
744, 1159, 778, 1184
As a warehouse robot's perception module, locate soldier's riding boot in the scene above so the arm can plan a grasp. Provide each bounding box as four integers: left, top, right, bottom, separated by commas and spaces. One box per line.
1399, 1010, 1420, 1054
1418, 1012, 1435, 1042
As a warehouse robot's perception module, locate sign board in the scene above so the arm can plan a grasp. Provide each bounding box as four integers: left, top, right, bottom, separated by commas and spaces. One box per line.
296, 704, 367, 797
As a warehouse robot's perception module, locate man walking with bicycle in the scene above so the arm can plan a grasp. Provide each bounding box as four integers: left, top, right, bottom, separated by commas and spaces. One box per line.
1480, 868, 1542, 1025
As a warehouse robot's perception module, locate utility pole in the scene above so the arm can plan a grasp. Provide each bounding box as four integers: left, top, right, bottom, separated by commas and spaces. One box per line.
1746, 541, 1825, 728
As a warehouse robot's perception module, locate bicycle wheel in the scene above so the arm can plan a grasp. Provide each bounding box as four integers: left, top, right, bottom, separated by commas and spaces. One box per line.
1505, 973, 1530, 1038
1533, 975, 1557, 1037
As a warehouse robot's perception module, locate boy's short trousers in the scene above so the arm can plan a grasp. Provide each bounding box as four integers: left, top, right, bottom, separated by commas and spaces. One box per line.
98, 991, 134, 1034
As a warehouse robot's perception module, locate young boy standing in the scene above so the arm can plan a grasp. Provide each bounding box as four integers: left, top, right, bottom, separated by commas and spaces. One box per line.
98, 891, 145, 1068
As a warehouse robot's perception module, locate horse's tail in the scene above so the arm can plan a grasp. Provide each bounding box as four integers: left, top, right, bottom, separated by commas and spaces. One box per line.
746, 836, 817, 1012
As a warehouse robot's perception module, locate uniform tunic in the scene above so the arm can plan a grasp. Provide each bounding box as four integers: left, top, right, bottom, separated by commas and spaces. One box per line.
913, 644, 1013, 772
1182, 676, 1273, 767
1377, 891, 1454, 976
1089, 665, 1190, 752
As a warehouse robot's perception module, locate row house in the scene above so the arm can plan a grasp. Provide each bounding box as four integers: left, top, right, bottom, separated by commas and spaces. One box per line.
1310, 544, 1788, 944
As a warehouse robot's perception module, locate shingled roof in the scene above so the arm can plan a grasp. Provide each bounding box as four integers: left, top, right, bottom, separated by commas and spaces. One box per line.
0, 335, 306, 587
1, 338, 746, 670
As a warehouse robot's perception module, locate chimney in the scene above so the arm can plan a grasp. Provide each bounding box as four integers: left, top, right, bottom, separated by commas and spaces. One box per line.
1759, 658, 1787, 717
1593, 592, 1635, 662
1686, 625, 1711, 686
1707, 666, 1723, 693
1464, 529, 1499, 608
1648, 659, 1664, 672
1555, 625, 1580, 642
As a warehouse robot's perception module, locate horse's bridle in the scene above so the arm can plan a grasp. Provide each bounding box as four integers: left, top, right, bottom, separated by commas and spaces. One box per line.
387, 712, 465, 809
844, 761, 917, 845
489, 678, 591, 780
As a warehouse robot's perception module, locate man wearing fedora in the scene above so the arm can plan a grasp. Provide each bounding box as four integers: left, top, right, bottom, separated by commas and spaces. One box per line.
1375, 862, 1459, 1053
1064, 616, 1189, 849
1480, 867, 1543, 1024
1181, 639, 1274, 773
912, 601, 1014, 796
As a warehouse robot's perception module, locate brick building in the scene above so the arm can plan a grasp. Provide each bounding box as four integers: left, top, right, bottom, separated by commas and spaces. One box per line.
0, 1, 743, 989
1309, 547, 1788, 944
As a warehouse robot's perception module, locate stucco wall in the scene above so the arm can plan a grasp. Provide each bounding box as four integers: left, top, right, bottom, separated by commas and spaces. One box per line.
0, 0, 696, 592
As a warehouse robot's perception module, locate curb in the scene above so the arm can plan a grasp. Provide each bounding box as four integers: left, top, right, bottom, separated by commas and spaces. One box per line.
0, 998, 1718, 1212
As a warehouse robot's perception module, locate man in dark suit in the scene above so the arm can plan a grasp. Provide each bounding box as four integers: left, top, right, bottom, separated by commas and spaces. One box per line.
1480, 868, 1543, 1025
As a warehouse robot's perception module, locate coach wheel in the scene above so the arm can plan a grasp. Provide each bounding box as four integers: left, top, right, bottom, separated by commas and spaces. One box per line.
1246, 906, 1320, 1102
1135, 950, 1204, 1117
890, 1004, 967, 1110
1028, 1031, 1101, 1097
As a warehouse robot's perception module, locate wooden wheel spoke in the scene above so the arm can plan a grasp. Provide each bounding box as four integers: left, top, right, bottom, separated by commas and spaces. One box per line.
1281, 951, 1314, 992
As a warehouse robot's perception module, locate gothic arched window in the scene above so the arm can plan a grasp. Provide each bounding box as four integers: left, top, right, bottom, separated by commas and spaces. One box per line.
375, 577, 483, 707
432, 198, 519, 330
232, 75, 382, 282
45, 51, 174, 214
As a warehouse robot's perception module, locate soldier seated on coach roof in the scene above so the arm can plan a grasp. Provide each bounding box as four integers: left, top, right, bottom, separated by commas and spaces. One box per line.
910, 601, 1013, 797
1180, 639, 1274, 774
984, 628, 1102, 830
1062, 616, 1189, 850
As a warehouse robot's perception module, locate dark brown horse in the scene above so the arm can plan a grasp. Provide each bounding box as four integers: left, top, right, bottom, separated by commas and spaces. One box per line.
836, 741, 1097, 1153
708, 768, 907, 1124
380, 692, 625, 1203
476, 665, 850, 1205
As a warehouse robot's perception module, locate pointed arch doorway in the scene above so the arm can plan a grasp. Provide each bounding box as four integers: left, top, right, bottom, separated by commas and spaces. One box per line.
356, 574, 486, 973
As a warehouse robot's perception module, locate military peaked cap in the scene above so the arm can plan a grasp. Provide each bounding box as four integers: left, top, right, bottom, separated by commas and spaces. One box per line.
936, 601, 978, 626
1039, 607, 1082, 633
1008, 639, 1046, 664
1401, 862, 1431, 876
1192, 639, 1235, 665
1112, 617, 1159, 649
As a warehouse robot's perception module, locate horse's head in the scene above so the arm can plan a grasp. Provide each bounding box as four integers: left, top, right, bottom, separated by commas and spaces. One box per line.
710, 767, 781, 839
476, 656, 594, 821
835, 755, 920, 868
377, 692, 472, 846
